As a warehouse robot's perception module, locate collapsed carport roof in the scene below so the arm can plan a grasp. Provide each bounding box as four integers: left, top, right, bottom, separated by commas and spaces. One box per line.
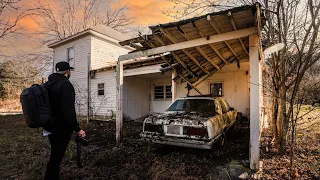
119, 3, 265, 94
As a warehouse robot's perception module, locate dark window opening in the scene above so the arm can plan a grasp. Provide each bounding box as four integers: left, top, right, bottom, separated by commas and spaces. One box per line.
98, 83, 104, 96
210, 83, 223, 97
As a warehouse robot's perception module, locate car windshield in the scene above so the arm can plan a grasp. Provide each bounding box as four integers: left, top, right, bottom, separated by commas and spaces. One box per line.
167, 99, 215, 113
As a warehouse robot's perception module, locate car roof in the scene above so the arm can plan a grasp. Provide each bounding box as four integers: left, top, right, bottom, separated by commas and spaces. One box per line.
176, 97, 216, 100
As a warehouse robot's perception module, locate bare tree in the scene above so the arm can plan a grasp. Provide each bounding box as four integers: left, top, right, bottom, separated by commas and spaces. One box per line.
33, 0, 132, 42
0, 0, 38, 39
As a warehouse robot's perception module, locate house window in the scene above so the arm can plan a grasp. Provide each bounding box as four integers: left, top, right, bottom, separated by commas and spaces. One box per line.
98, 83, 104, 96
67, 47, 74, 68
165, 85, 172, 99
154, 86, 164, 100
210, 83, 223, 97
154, 85, 172, 100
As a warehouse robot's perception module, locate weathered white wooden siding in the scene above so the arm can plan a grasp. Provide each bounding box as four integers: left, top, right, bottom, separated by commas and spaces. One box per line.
90, 71, 151, 120
52, 36, 91, 115
123, 77, 151, 119
150, 78, 173, 114
91, 36, 130, 70
90, 70, 117, 116
176, 63, 250, 116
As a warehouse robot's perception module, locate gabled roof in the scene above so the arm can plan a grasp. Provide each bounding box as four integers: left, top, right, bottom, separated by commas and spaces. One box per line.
48, 25, 131, 48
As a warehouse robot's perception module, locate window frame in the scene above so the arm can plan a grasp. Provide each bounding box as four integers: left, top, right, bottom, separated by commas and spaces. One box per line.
97, 83, 105, 96
67, 46, 75, 68
209, 82, 224, 97
153, 85, 172, 101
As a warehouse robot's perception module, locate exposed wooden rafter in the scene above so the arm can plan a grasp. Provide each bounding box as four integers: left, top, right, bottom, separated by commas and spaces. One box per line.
192, 22, 232, 71
207, 15, 242, 63
160, 28, 210, 75
147, 40, 202, 95
118, 27, 257, 61
176, 26, 221, 71
153, 34, 196, 78
228, 12, 249, 55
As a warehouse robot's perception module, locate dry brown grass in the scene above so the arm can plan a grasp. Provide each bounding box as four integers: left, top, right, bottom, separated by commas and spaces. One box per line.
261, 106, 320, 179
0, 115, 251, 180
0, 98, 22, 112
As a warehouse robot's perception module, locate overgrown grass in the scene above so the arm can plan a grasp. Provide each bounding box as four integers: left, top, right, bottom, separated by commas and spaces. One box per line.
0, 98, 21, 112
261, 108, 320, 179
0, 115, 251, 180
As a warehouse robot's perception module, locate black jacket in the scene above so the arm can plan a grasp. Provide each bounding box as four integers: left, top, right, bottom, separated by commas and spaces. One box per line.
44, 73, 81, 135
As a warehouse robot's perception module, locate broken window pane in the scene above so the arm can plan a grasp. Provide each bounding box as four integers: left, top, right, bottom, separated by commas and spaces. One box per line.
210, 83, 223, 97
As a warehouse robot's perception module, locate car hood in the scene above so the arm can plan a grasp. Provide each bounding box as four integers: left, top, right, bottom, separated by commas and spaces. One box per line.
144, 112, 216, 127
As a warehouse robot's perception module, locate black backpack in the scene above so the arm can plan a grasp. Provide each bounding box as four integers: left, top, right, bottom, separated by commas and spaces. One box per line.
20, 83, 52, 128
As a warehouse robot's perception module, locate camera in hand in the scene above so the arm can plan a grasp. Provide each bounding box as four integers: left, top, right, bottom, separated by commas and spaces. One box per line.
76, 136, 90, 146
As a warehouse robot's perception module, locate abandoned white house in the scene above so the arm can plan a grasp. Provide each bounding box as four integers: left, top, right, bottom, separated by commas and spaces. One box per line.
49, 3, 265, 171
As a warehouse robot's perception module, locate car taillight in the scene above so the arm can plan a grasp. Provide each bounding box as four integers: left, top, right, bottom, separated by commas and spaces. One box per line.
144, 123, 163, 133
184, 127, 208, 137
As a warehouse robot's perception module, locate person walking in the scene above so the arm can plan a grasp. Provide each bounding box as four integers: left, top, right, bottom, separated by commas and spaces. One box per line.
44, 61, 86, 180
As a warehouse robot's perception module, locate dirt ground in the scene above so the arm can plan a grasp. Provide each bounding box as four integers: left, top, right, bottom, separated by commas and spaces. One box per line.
0, 112, 319, 180
0, 115, 251, 180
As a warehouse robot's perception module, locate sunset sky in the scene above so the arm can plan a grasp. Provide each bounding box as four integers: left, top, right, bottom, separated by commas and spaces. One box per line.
0, 0, 177, 56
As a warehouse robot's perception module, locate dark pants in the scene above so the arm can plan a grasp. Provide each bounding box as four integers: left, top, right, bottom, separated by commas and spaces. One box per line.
44, 133, 71, 180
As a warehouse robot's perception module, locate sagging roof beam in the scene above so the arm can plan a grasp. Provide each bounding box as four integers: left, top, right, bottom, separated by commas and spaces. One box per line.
153, 34, 196, 78
207, 15, 242, 64
160, 28, 210, 75
147, 40, 202, 95
118, 27, 257, 61
193, 22, 232, 71
176, 25, 221, 71
228, 12, 249, 56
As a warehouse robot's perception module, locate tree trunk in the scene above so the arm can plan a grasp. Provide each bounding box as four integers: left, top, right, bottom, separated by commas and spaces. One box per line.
271, 87, 279, 146
278, 87, 287, 153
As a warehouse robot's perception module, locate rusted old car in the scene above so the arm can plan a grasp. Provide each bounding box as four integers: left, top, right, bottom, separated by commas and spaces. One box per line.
140, 97, 238, 149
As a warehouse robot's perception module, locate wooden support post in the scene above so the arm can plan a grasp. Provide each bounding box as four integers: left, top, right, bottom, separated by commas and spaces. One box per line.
116, 60, 124, 147
172, 71, 177, 102
249, 34, 261, 170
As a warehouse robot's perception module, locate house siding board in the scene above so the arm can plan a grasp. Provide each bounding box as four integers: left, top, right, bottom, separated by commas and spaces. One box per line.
52, 36, 91, 115
90, 70, 117, 115
175, 70, 250, 116
123, 77, 150, 119
150, 78, 172, 114
91, 36, 130, 70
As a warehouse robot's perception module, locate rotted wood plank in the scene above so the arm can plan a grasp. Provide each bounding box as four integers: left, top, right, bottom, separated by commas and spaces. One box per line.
177, 25, 221, 71
193, 22, 232, 71
118, 27, 257, 61
160, 28, 210, 75
228, 12, 249, 55
153, 34, 196, 78
147, 40, 202, 95
207, 15, 242, 64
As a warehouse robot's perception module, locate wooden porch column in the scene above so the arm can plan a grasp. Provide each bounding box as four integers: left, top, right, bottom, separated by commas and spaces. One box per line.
116, 60, 124, 147
172, 71, 177, 102
249, 33, 261, 170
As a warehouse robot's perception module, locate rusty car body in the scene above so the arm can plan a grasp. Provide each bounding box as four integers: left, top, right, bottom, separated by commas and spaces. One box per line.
140, 97, 238, 149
